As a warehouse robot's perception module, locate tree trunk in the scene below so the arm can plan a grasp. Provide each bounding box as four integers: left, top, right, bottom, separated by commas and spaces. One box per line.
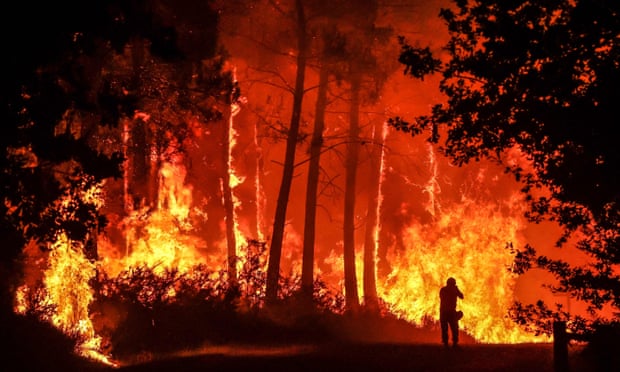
129, 38, 155, 211
266, 0, 307, 303
222, 99, 237, 283
362, 120, 384, 311
343, 73, 361, 312
301, 65, 329, 299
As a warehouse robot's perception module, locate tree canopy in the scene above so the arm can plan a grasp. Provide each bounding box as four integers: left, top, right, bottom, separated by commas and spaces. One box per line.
392, 0, 620, 339
0, 0, 224, 304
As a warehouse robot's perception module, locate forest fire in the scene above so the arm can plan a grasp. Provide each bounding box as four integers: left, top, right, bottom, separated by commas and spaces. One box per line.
4, 0, 619, 370
14, 130, 546, 365
380, 190, 535, 343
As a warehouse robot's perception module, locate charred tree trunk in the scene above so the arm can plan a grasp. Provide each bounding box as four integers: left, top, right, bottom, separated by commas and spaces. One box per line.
343, 73, 361, 312
128, 38, 156, 211
266, 0, 307, 303
129, 121, 149, 207
301, 65, 329, 300
362, 120, 383, 311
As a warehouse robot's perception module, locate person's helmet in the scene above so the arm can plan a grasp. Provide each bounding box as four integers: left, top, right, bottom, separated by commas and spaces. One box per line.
447, 277, 456, 286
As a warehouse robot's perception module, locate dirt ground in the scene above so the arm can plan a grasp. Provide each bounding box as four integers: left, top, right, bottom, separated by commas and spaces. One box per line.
112, 342, 594, 372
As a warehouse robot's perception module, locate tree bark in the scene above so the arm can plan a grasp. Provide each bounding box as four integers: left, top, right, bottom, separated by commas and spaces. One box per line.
343, 73, 361, 312
222, 99, 237, 283
301, 65, 329, 299
266, 0, 307, 303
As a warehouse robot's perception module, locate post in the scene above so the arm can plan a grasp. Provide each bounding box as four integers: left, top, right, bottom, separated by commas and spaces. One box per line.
553, 320, 569, 372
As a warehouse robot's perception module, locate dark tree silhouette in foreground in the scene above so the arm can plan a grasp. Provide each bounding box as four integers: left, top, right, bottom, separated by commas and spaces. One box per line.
391, 0, 619, 349
0, 0, 210, 368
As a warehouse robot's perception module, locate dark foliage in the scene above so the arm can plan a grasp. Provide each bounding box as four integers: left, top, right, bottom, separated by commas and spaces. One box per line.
1, 312, 106, 372
393, 0, 620, 347
85, 240, 347, 362
0, 0, 225, 368
397, 36, 441, 80
0, 0, 194, 285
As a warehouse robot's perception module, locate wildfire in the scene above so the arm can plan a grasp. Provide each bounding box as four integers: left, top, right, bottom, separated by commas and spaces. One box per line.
228, 65, 248, 261
100, 160, 207, 277
14, 94, 552, 368
15, 182, 119, 366
379, 192, 548, 343
16, 143, 549, 367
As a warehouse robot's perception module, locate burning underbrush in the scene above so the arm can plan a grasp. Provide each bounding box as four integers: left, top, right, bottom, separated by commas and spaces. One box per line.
18, 239, 353, 364
89, 250, 345, 358
10, 138, 559, 367
15, 238, 458, 367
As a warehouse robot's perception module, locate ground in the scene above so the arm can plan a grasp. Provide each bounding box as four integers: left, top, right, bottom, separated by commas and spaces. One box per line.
108, 342, 592, 372
3, 312, 601, 372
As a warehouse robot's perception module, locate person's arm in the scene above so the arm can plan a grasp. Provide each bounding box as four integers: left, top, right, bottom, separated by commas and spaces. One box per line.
456, 287, 464, 299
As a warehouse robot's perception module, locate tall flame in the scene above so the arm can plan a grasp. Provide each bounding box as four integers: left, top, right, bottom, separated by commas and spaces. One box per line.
15, 91, 553, 368
15, 182, 117, 365
378, 145, 548, 343
229, 67, 246, 256
101, 160, 207, 277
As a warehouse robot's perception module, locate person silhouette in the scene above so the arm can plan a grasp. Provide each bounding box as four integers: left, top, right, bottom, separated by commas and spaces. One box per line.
440, 277, 464, 348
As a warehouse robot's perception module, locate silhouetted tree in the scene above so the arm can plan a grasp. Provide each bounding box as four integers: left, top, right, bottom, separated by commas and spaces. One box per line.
264, 0, 310, 304
216, 0, 330, 304
362, 119, 385, 312
0, 0, 194, 365
158, 0, 238, 285
338, 0, 395, 312
301, 63, 330, 300
392, 0, 620, 342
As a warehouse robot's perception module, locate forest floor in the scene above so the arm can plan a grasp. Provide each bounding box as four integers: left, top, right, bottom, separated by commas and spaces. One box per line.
111, 342, 594, 372
4, 311, 603, 372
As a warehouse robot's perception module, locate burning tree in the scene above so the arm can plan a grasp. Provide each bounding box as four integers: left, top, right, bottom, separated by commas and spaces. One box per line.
392, 0, 620, 353
216, 0, 312, 305
9, 1, 601, 366
1, 0, 237, 365
0, 0, 183, 310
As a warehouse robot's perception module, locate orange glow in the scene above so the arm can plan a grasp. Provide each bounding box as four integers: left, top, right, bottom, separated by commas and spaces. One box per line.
378, 195, 548, 343
13, 3, 579, 362
375, 141, 549, 344
229, 66, 246, 258
16, 182, 118, 366
15, 136, 549, 366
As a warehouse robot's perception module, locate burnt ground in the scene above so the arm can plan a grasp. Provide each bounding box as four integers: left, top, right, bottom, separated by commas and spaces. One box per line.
111, 342, 595, 372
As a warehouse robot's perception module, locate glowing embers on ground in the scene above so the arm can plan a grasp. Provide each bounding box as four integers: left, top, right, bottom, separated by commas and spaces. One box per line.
379, 193, 549, 344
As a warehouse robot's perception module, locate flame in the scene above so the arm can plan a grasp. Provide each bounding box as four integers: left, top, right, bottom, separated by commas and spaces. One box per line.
374, 121, 389, 283
15, 181, 118, 366
379, 192, 548, 343
44, 233, 117, 366
228, 65, 248, 270
371, 141, 550, 344
423, 143, 441, 217
15, 132, 551, 364
253, 119, 266, 241
14, 79, 556, 367
101, 160, 208, 277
